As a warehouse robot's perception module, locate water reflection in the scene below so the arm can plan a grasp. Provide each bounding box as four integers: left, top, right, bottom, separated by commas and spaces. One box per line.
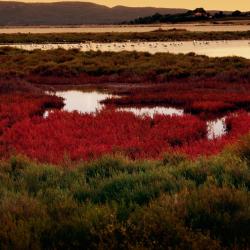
3, 40, 250, 58
49, 90, 184, 117
56, 90, 113, 113
1, 24, 250, 33
46, 90, 228, 139
119, 107, 184, 117
207, 117, 227, 140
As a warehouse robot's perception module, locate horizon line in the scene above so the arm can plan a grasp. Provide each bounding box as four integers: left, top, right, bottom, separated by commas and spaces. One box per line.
0, 1, 249, 12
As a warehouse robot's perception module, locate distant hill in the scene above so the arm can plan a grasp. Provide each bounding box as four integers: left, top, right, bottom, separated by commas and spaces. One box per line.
0, 1, 187, 25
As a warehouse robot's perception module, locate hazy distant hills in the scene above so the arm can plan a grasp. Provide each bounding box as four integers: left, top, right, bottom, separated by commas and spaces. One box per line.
0, 1, 187, 25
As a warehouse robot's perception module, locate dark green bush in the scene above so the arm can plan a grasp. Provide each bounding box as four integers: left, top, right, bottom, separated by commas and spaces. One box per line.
0, 147, 249, 249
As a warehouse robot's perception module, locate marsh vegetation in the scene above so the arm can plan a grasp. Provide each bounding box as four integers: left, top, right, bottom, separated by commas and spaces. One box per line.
0, 45, 250, 249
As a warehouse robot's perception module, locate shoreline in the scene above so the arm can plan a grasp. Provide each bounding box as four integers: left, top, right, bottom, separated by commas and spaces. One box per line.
0, 31, 250, 44
0, 22, 250, 33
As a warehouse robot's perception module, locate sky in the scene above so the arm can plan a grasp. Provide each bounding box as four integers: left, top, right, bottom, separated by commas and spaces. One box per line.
12, 0, 250, 11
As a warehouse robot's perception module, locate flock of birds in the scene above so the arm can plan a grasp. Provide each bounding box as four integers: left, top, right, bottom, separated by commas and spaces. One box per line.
5, 40, 250, 52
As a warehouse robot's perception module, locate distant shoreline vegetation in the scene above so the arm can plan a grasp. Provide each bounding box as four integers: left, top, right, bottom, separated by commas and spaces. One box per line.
126, 8, 250, 25
1, 30, 250, 44
0, 47, 250, 84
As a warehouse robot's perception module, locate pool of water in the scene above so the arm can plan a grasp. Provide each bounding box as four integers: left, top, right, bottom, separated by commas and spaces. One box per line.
55, 90, 113, 113
3, 40, 250, 58
1, 23, 250, 33
45, 90, 228, 139
44, 90, 114, 117
119, 107, 184, 117
207, 117, 227, 140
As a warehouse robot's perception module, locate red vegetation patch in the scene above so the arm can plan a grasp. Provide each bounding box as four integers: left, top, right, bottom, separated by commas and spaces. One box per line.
103, 81, 250, 118
189, 101, 235, 114
0, 110, 207, 163
178, 112, 250, 157
1, 107, 250, 164
1, 83, 250, 164
0, 93, 64, 135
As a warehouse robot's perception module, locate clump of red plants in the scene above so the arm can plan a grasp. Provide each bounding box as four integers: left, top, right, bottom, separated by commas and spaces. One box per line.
0, 93, 64, 135
178, 111, 250, 157
103, 81, 250, 119
2, 78, 250, 165
1, 104, 250, 164
0, 109, 207, 163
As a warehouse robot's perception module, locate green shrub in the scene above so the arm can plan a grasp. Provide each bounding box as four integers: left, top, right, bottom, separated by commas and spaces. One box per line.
0, 150, 249, 249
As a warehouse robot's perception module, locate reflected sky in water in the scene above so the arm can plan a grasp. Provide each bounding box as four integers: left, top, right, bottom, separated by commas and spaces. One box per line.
45, 90, 227, 139
1, 24, 250, 34
207, 117, 227, 140
4, 40, 250, 59
119, 107, 184, 117
55, 90, 112, 113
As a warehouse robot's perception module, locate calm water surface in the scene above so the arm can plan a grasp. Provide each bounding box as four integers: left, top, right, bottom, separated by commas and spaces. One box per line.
1, 24, 250, 33
120, 107, 184, 117
207, 118, 227, 140
45, 90, 227, 139
55, 90, 113, 113
4, 40, 250, 58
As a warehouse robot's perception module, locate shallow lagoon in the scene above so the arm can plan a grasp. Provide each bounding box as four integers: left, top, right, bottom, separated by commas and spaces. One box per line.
1, 23, 250, 33
4, 40, 250, 58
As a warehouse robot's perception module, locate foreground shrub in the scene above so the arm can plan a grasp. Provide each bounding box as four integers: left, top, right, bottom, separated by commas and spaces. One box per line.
0, 152, 249, 249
